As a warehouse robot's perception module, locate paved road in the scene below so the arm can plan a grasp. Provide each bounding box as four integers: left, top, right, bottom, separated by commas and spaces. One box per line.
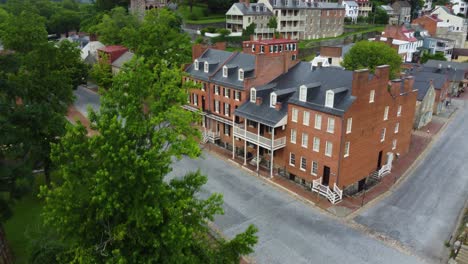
355, 99, 468, 263
170, 153, 423, 264
73, 86, 100, 117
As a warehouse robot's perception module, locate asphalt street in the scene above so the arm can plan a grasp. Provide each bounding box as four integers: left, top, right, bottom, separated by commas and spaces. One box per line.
355, 99, 468, 263
170, 154, 423, 264
73, 86, 100, 117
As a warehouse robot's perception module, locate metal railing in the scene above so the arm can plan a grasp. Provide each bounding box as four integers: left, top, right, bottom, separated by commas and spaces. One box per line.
233, 126, 286, 150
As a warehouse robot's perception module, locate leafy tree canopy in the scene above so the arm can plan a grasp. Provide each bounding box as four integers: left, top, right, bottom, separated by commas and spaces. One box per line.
124, 9, 192, 66
40, 57, 258, 263
420, 51, 447, 63
342, 40, 402, 78
90, 6, 138, 45
267, 16, 278, 29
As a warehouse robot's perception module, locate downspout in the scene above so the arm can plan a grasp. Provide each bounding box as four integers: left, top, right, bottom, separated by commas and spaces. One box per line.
336, 115, 346, 189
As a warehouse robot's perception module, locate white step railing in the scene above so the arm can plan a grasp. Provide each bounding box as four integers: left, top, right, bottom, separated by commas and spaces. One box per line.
378, 163, 391, 177
202, 130, 220, 144
311, 178, 342, 204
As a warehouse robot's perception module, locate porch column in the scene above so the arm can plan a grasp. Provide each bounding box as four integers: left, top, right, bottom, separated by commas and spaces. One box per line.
244, 118, 247, 165
257, 124, 260, 171
270, 127, 275, 178
232, 115, 235, 159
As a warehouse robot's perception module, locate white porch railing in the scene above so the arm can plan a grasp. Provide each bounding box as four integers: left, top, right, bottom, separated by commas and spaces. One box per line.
378, 163, 391, 177
202, 130, 220, 143
311, 178, 343, 204
233, 125, 286, 151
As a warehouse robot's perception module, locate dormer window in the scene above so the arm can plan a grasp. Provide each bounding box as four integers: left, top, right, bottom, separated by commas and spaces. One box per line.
263, 6, 267, 12
325, 90, 334, 108
223, 66, 228, 78
270, 92, 277, 107
299, 85, 307, 102
250, 88, 256, 103
204, 61, 209, 73
256, 5, 260, 12
194, 59, 199, 70
238, 69, 244, 81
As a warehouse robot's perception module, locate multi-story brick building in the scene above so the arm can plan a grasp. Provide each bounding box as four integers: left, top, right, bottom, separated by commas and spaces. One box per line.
184, 38, 418, 204
226, 0, 345, 40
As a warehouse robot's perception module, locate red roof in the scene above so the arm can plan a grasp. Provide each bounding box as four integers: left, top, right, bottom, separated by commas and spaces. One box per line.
355, 0, 369, 3
383, 25, 418, 42
98, 45, 128, 53
254, 39, 297, 45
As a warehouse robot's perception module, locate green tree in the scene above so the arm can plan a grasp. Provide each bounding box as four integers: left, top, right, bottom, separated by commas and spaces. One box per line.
342, 40, 403, 78
124, 9, 192, 66
40, 57, 257, 263
420, 51, 447, 63
55, 40, 88, 87
47, 8, 81, 35
370, 7, 390, 24
90, 53, 113, 90
95, 0, 129, 11
242, 22, 255, 40
90, 6, 138, 45
0, 10, 47, 53
267, 16, 278, 29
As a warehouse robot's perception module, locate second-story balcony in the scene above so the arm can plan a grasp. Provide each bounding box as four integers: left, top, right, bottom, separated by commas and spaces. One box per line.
233, 125, 286, 151
226, 18, 243, 24
280, 15, 305, 21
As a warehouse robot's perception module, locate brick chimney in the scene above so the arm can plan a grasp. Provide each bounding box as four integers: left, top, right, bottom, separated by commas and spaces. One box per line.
389, 79, 402, 97
275, 102, 282, 110
240, 0, 250, 7
351, 69, 370, 98
256, 97, 263, 105
403, 76, 415, 93
375, 65, 390, 80
192, 42, 226, 61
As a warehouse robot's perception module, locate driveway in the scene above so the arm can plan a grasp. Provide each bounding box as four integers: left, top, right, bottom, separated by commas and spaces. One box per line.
171, 153, 423, 264
73, 86, 100, 117
355, 99, 468, 263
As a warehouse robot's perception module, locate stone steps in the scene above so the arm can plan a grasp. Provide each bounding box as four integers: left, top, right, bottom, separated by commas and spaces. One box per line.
456, 245, 468, 264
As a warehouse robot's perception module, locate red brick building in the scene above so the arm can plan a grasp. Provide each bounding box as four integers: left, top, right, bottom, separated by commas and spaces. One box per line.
184, 39, 418, 203
97, 45, 129, 64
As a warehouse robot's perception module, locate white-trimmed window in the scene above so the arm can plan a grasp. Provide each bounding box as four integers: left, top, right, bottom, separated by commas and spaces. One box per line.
289, 153, 296, 166
395, 122, 399, 133
311, 161, 318, 175
204, 61, 209, 73
224, 88, 230, 98
260, 45, 265, 53
251, 44, 255, 53
369, 90, 375, 103
235, 91, 241, 101
194, 59, 199, 70
222, 66, 228, 77
384, 106, 389, 120
300, 157, 307, 171
397, 105, 402, 117
299, 85, 307, 102
315, 114, 322, 130
346, 117, 352, 134
325, 90, 334, 108
303, 111, 310, 126
201, 82, 206, 91
325, 141, 333, 157
292, 108, 298, 122
290, 129, 297, 144
270, 92, 277, 107
380, 128, 386, 142
214, 85, 220, 95
224, 124, 230, 136
193, 93, 198, 106
214, 100, 220, 113
344, 141, 350, 157
392, 139, 397, 150
238, 69, 244, 81
250, 88, 256, 103
224, 103, 230, 117
313, 137, 320, 152
327, 117, 335, 133
302, 133, 308, 148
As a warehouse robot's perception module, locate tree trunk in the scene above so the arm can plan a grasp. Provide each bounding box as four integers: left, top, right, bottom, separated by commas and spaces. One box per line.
44, 159, 51, 187
0, 224, 14, 264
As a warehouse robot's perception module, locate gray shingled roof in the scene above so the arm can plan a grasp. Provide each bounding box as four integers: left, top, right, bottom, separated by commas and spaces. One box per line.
425, 60, 468, 70
235, 62, 356, 125
232, 2, 273, 15
266, 0, 344, 9
185, 49, 234, 82
411, 71, 447, 101
423, 60, 468, 82
210, 52, 256, 90
111, 51, 134, 68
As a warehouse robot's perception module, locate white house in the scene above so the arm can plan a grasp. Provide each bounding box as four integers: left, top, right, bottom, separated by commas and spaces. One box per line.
343, 1, 359, 23
431, 6, 468, 48
450, 0, 467, 16
225, 1, 273, 33
80, 41, 105, 65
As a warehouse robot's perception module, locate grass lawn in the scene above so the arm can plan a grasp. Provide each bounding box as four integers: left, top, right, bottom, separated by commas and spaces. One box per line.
185, 17, 226, 25
4, 194, 43, 264
299, 26, 385, 49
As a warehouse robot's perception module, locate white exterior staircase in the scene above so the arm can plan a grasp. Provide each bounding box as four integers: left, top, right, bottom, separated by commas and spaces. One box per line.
312, 178, 343, 204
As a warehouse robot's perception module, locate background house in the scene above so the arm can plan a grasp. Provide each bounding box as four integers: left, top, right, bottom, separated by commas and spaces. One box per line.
355, 0, 372, 17
391, 0, 411, 25
81, 41, 105, 65
111, 51, 134, 75
380, 5, 399, 25
423, 60, 468, 96
311, 43, 354, 67
343, 1, 359, 23
430, 6, 467, 48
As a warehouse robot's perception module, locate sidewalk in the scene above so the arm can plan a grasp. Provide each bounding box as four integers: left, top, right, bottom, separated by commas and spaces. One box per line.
66, 105, 97, 136
204, 102, 459, 217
